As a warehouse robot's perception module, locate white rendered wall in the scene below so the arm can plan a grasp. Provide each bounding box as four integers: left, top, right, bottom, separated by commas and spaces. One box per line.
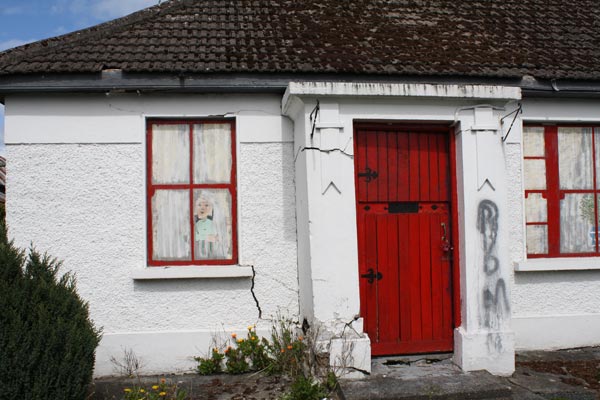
5, 93, 298, 376
509, 98, 600, 351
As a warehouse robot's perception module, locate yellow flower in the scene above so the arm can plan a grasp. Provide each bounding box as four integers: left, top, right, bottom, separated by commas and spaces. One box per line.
252, 336, 257, 341
247, 325, 253, 331
213, 347, 219, 353
139, 389, 145, 393
231, 333, 237, 339
124, 388, 132, 393
237, 338, 244, 343
159, 392, 167, 397
152, 385, 159, 390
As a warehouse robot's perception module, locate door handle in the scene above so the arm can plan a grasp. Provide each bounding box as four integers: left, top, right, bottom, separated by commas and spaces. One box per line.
441, 222, 453, 252
360, 268, 383, 283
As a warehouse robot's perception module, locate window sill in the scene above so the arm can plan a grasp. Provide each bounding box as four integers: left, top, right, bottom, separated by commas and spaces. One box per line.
515, 257, 600, 272
131, 265, 254, 280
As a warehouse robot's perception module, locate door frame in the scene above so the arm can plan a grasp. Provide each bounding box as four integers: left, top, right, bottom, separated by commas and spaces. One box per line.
352, 121, 462, 348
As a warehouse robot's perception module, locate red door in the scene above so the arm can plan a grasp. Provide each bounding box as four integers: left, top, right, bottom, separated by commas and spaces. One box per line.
354, 124, 454, 356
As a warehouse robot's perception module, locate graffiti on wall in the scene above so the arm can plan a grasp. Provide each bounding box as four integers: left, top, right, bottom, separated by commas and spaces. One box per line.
477, 200, 510, 351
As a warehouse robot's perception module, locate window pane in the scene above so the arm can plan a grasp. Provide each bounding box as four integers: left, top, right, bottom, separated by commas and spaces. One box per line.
591, 194, 600, 250
526, 225, 548, 255
595, 128, 600, 188
193, 189, 233, 260
525, 193, 547, 222
193, 123, 232, 184
559, 127, 593, 190
152, 189, 191, 261
523, 159, 546, 190
560, 193, 595, 253
523, 127, 545, 157
152, 124, 190, 184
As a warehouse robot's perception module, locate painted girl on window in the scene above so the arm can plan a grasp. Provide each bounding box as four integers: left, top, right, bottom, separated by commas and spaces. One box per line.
194, 191, 231, 259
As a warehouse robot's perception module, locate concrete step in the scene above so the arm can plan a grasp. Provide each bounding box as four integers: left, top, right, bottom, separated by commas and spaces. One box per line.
339, 371, 513, 400
338, 356, 598, 400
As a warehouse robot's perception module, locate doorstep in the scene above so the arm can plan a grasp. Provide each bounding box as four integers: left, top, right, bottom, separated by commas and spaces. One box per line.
338, 352, 598, 400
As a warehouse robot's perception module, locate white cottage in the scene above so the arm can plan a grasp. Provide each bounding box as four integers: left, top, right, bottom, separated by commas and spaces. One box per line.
1, 0, 600, 378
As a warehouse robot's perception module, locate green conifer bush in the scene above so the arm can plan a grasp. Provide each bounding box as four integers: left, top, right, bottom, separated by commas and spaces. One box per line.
0, 222, 102, 400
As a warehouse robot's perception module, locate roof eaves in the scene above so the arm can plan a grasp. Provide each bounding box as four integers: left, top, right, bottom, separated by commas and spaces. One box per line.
2, 72, 600, 100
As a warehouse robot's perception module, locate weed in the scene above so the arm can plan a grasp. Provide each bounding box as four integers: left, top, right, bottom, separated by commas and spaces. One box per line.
110, 347, 144, 377
122, 378, 187, 400
280, 375, 327, 400
193, 319, 339, 399
195, 348, 224, 375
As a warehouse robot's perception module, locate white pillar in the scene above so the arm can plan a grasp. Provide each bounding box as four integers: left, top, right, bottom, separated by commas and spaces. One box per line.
453, 106, 515, 375
283, 95, 370, 377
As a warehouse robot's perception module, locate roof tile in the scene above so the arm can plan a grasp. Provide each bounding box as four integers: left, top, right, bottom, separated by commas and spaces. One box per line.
0, 0, 599, 80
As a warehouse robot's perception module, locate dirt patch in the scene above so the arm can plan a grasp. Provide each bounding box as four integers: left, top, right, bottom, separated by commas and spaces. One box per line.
187, 374, 289, 400
517, 360, 600, 394
92, 373, 289, 400
92, 373, 341, 400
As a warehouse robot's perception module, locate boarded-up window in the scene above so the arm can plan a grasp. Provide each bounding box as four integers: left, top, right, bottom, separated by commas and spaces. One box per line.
147, 120, 237, 265
523, 125, 600, 257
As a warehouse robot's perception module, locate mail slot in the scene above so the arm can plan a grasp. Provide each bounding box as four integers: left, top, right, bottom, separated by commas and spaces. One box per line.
388, 202, 419, 214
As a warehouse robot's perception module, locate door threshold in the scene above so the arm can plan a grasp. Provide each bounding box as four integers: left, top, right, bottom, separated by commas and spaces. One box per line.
374, 352, 453, 367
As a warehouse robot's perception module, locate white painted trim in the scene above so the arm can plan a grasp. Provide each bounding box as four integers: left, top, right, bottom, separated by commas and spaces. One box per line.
315, 122, 345, 129
131, 265, 254, 280
96, 328, 270, 377
515, 257, 600, 271
282, 82, 521, 112
513, 314, 600, 350
522, 117, 600, 123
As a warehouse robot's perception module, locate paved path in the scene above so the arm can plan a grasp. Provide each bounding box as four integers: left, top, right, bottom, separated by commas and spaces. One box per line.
339, 352, 599, 400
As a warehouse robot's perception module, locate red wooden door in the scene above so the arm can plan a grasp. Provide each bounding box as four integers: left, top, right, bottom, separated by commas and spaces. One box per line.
354, 125, 454, 355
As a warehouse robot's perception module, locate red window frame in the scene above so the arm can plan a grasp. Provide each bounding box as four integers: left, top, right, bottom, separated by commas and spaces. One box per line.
525, 124, 600, 258
146, 119, 238, 266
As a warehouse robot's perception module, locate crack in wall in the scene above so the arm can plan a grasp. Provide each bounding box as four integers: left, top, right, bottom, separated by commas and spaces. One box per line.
250, 265, 263, 319
340, 315, 361, 337
346, 366, 371, 376
294, 146, 354, 163
265, 275, 298, 294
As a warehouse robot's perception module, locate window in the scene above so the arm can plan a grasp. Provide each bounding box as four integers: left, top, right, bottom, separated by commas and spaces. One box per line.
146, 120, 237, 265
523, 125, 600, 258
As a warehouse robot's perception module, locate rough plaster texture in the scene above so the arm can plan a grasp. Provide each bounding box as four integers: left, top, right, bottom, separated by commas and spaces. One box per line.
6, 102, 298, 374
238, 142, 299, 318
7, 142, 298, 332
508, 98, 600, 349
513, 271, 600, 315
505, 141, 525, 271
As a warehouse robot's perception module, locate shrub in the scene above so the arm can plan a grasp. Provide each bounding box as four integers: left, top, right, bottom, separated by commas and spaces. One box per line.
0, 222, 102, 400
